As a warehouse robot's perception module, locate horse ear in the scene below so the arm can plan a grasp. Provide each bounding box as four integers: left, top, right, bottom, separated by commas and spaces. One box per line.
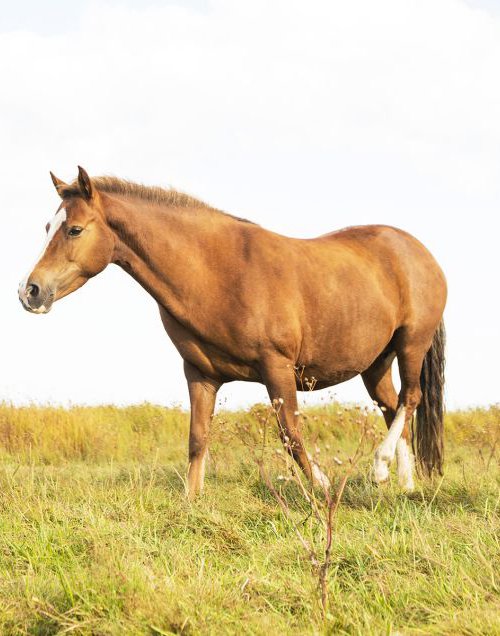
77, 165, 93, 201
50, 172, 67, 198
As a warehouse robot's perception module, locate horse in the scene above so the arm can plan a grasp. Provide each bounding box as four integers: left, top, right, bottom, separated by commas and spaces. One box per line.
19, 166, 447, 498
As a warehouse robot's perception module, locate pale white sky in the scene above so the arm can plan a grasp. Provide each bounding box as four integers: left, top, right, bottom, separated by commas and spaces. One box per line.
1, 0, 499, 409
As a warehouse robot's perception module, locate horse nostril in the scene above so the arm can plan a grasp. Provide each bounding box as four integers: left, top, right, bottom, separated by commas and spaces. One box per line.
27, 283, 40, 298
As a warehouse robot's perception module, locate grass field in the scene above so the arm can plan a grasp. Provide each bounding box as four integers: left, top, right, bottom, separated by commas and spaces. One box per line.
0, 401, 498, 635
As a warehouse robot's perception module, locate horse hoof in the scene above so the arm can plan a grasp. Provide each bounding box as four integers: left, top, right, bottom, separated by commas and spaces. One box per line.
372, 460, 390, 484
398, 477, 415, 492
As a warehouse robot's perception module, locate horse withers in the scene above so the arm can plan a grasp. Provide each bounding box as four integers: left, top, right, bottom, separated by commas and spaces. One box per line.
19, 167, 447, 498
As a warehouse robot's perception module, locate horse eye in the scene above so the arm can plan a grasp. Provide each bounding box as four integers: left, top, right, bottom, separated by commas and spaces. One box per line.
68, 226, 83, 237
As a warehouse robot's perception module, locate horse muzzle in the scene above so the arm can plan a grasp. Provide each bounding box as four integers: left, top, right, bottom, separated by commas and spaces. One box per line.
18, 280, 55, 314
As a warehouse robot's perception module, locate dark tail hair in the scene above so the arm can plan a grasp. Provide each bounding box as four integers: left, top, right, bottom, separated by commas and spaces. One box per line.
414, 321, 446, 476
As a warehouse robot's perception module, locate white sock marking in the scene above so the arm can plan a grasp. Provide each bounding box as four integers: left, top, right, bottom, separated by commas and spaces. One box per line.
307, 452, 331, 490
396, 438, 414, 491
373, 406, 406, 483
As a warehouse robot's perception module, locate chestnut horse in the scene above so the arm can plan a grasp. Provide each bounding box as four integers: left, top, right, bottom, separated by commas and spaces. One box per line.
19, 167, 446, 498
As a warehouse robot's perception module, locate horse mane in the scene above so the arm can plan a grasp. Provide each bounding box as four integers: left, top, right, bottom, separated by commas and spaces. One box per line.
60, 176, 256, 224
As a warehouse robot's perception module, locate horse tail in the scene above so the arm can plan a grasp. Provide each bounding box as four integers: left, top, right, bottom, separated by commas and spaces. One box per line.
414, 320, 446, 476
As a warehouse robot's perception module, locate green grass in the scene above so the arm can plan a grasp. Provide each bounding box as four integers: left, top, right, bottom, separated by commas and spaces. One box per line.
0, 402, 498, 635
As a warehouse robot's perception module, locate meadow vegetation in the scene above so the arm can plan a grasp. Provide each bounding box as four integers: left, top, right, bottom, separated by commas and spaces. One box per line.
0, 401, 498, 635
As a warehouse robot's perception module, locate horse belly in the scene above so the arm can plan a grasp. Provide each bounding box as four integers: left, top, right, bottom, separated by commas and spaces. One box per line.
294, 369, 359, 391
297, 304, 396, 385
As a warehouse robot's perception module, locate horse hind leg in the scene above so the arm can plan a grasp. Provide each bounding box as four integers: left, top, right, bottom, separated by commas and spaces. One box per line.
373, 333, 433, 491
362, 350, 415, 490
389, 338, 431, 490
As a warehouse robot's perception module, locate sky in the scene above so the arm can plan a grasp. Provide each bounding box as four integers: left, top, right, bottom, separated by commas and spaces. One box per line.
1, 0, 499, 410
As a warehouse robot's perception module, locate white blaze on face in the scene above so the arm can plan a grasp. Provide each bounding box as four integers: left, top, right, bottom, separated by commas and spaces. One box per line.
19, 208, 67, 303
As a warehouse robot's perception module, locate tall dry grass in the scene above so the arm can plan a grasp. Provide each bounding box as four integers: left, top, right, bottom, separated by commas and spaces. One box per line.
0, 401, 498, 634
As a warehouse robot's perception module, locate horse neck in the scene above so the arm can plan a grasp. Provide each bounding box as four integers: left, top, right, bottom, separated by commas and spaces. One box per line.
103, 193, 220, 317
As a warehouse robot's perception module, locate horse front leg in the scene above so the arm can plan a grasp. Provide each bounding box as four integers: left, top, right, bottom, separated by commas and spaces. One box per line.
261, 359, 330, 489
184, 360, 221, 499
